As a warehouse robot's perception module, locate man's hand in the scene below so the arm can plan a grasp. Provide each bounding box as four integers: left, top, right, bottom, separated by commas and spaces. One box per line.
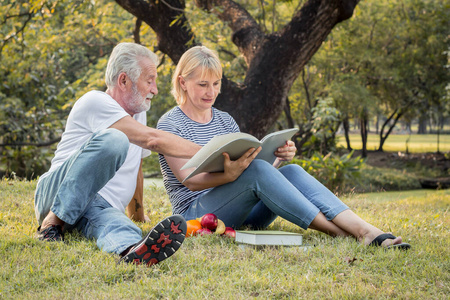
274, 141, 297, 162
222, 146, 262, 182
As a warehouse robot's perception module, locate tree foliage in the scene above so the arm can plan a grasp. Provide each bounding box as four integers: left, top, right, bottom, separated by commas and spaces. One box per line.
0, 0, 141, 177
0, 0, 448, 177
114, 0, 360, 137
286, 0, 449, 156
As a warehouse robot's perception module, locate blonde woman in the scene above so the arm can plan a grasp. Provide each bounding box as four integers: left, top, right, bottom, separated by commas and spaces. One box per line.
157, 46, 410, 249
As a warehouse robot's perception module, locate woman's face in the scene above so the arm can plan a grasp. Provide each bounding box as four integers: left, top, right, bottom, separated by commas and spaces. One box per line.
180, 66, 221, 111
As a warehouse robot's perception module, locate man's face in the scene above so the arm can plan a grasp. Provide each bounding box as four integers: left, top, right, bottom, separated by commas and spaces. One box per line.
126, 57, 158, 115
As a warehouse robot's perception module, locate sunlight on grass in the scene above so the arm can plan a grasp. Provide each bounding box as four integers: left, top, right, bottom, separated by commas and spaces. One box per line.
1, 180, 449, 299
337, 134, 450, 153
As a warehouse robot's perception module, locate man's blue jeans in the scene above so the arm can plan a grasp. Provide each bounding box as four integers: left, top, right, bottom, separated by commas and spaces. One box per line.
183, 160, 349, 230
34, 128, 143, 254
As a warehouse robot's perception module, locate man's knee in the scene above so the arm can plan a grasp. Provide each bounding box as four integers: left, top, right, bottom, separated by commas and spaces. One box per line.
94, 128, 129, 159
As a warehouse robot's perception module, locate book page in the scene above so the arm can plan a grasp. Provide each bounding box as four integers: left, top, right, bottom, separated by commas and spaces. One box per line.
181, 133, 261, 182
256, 128, 299, 164
181, 132, 258, 170
181, 128, 298, 183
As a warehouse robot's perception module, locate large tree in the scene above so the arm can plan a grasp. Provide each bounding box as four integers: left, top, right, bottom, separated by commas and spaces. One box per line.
114, 0, 359, 138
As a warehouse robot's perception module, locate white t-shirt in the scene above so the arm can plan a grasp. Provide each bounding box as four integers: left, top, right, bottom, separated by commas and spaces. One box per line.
38, 90, 150, 212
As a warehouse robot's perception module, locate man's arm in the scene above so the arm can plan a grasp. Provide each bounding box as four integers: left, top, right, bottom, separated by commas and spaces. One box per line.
110, 116, 201, 158
127, 159, 145, 222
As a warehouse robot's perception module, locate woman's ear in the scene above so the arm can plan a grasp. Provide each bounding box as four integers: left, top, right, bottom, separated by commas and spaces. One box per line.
179, 75, 186, 91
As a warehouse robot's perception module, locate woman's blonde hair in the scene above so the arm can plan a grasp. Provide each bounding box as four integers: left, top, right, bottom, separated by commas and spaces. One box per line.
171, 46, 222, 105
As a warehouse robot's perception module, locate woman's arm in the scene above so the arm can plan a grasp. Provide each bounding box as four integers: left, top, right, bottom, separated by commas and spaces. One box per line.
165, 147, 262, 191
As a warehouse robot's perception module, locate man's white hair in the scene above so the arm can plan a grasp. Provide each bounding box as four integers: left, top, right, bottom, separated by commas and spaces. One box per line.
105, 42, 159, 88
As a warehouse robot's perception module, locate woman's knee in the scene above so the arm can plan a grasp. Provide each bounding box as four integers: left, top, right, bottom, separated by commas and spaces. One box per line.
243, 159, 275, 176
278, 163, 306, 176
239, 159, 279, 182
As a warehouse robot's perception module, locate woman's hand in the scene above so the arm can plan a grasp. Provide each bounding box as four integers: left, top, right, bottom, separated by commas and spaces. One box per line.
274, 140, 297, 162
168, 146, 261, 191
223, 146, 262, 182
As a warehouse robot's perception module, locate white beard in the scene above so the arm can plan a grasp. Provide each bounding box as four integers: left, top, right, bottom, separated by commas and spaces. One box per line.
129, 84, 153, 113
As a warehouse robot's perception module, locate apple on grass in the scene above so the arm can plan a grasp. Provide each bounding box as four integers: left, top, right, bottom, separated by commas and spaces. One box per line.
199, 213, 218, 231
223, 227, 236, 238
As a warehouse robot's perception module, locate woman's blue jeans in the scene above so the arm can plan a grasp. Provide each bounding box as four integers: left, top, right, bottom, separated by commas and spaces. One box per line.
183, 159, 349, 230
34, 128, 143, 254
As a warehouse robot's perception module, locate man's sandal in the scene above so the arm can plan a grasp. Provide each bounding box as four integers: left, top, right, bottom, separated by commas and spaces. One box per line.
37, 225, 64, 242
118, 214, 187, 266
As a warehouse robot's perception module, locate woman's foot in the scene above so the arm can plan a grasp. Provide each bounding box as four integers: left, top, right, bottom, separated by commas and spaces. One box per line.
365, 232, 410, 250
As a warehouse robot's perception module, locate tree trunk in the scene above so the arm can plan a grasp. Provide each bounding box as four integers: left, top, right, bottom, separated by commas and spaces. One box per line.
375, 114, 379, 134
378, 109, 404, 151
418, 114, 427, 134
114, 0, 360, 138
342, 116, 352, 151
284, 97, 295, 129
360, 110, 368, 157
378, 99, 414, 151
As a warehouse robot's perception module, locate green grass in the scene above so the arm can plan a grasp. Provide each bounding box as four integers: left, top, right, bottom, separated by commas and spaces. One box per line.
1, 180, 449, 299
337, 133, 450, 153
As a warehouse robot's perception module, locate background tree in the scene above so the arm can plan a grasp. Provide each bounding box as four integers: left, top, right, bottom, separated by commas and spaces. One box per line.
0, 0, 140, 177
1, 0, 448, 178
288, 0, 449, 156
114, 0, 360, 138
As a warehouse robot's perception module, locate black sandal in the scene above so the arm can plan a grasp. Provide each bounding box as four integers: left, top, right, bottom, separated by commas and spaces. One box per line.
369, 233, 411, 250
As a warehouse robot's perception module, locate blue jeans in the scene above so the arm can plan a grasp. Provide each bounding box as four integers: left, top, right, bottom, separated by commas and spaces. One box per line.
34, 128, 143, 254
183, 159, 349, 230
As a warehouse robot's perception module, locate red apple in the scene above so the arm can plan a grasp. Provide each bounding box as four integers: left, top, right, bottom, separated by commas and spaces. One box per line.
197, 228, 212, 235
200, 213, 218, 231
222, 227, 236, 238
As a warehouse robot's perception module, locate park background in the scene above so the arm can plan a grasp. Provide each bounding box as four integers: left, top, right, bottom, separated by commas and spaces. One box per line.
1, 0, 449, 299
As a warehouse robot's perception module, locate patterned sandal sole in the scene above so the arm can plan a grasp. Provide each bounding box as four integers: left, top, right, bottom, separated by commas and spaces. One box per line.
119, 214, 187, 266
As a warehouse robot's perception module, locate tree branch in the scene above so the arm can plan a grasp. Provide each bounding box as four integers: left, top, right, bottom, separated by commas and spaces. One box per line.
0, 137, 61, 148
114, 0, 196, 63
194, 0, 265, 64
133, 18, 142, 44
1, 12, 34, 58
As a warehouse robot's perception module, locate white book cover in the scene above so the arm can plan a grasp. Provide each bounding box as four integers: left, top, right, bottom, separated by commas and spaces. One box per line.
181, 128, 298, 182
235, 230, 303, 246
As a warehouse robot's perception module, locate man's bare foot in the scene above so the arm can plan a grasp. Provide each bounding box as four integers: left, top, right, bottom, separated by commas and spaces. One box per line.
40, 211, 65, 231
38, 211, 65, 242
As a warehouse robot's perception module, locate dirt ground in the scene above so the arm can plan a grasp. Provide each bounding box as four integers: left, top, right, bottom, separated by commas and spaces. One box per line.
361, 150, 449, 171
355, 150, 450, 189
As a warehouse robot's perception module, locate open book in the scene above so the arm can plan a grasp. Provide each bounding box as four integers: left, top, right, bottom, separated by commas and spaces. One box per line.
181, 128, 298, 182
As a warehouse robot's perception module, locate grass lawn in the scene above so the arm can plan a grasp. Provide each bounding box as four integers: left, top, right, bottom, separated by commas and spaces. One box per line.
1, 180, 449, 299
337, 133, 450, 153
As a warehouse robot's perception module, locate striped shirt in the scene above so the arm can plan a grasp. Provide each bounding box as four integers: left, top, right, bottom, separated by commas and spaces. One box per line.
157, 106, 240, 214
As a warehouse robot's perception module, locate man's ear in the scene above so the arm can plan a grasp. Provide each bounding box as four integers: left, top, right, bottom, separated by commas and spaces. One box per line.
117, 72, 128, 90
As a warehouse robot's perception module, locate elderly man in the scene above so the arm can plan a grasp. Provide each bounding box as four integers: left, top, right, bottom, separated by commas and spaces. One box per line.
34, 42, 200, 266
